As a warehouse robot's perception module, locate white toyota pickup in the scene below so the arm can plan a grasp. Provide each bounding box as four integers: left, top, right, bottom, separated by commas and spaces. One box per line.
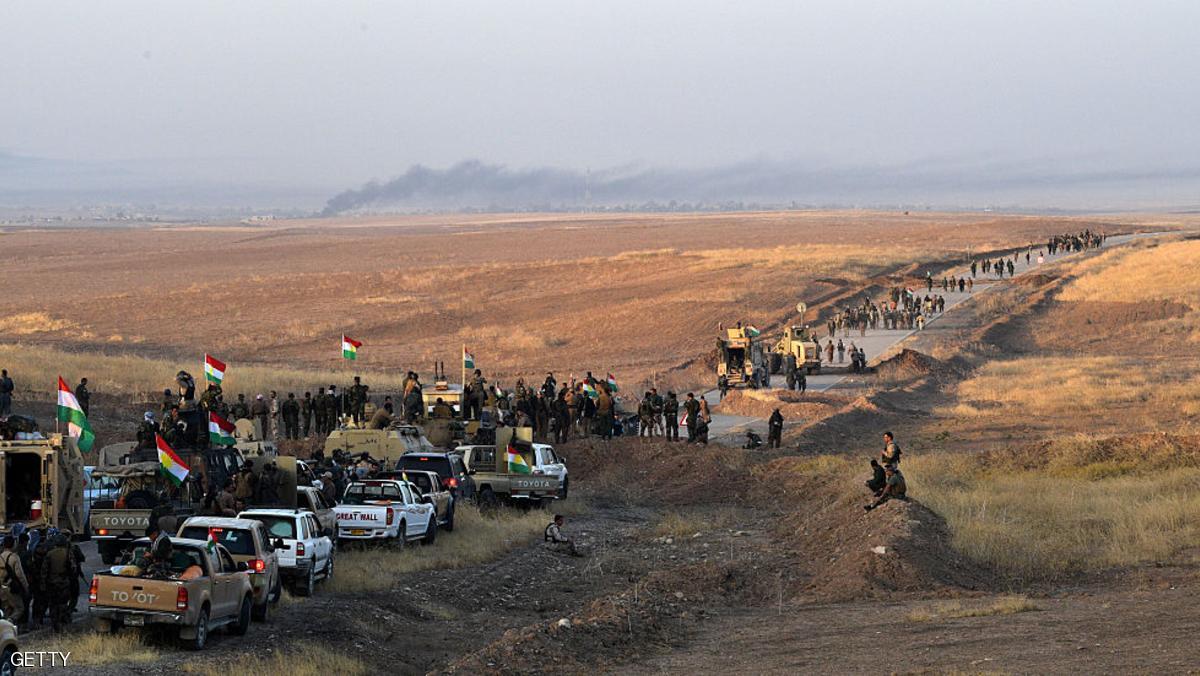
335, 479, 438, 547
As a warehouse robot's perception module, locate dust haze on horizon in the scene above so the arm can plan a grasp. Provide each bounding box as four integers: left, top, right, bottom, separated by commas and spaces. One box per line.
2, 1, 1199, 213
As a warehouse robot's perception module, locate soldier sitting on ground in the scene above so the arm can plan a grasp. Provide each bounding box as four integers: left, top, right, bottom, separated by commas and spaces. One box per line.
865, 465, 907, 511
544, 514, 580, 556
865, 459, 886, 496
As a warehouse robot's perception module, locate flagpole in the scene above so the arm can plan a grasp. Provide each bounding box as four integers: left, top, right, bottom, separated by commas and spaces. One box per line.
461, 344, 466, 389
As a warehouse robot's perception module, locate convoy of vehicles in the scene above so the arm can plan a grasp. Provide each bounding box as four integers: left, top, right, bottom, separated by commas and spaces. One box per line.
176, 517, 283, 622
89, 537, 255, 650
335, 478, 438, 546
238, 508, 335, 596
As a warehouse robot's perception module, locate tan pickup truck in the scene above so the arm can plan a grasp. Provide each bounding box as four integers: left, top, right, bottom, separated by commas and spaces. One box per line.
89, 537, 254, 650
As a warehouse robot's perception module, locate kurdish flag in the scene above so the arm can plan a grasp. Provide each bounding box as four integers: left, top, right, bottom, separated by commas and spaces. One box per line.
342, 335, 362, 360
581, 382, 598, 399
205, 528, 218, 553
505, 439, 531, 475
208, 412, 236, 446
463, 347, 475, 370
606, 373, 619, 392
156, 434, 190, 486
744, 325, 761, 337
56, 377, 95, 452
203, 354, 226, 385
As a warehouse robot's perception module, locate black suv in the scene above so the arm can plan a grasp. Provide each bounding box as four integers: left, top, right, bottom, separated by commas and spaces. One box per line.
388, 452, 474, 500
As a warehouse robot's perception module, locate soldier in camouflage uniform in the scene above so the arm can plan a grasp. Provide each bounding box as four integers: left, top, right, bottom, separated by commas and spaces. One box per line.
313, 387, 328, 436
41, 533, 75, 632
230, 393, 250, 421
282, 393, 301, 439
349, 376, 369, 425
324, 386, 339, 433
301, 392, 314, 437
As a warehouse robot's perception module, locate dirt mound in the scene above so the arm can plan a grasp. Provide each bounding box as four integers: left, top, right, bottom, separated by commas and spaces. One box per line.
1018, 272, 1059, 287
563, 438, 756, 506
788, 389, 930, 454
716, 389, 846, 422
760, 458, 992, 601
874, 348, 963, 381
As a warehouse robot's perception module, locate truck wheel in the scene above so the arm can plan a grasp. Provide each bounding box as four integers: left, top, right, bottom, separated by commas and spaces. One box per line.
560, 479, 570, 500
182, 608, 210, 650
296, 564, 316, 597
251, 597, 269, 622
230, 596, 252, 636
323, 555, 334, 582
422, 519, 437, 545
391, 523, 407, 550
478, 488, 499, 512
1, 647, 14, 676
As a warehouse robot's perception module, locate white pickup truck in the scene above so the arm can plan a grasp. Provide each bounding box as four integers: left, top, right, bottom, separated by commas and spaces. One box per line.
335, 479, 438, 547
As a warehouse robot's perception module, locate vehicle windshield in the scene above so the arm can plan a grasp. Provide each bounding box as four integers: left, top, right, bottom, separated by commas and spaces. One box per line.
244, 515, 296, 540
397, 456, 451, 479
179, 526, 256, 555
341, 483, 402, 505
406, 473, 435, 493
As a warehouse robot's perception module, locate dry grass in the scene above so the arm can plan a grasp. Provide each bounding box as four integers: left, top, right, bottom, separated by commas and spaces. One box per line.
327, 504, 546, 593
1060, 239, 1200, 304
939, 355, 1200, 421
651, 507, 739, 538
24, 629, 159, 666
907, 446, 1200, 580
0, 342, 411, 402
181, 643, 367, 676
907, 595, 1040, 622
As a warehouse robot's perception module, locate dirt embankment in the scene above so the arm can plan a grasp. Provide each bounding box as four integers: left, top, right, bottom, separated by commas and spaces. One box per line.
715, 388, 847, 421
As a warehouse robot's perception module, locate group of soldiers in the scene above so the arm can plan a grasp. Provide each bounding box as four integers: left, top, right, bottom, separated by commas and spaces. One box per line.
206, 460, 285, 516
0, 526, 84, 633
864, 431, 907, 511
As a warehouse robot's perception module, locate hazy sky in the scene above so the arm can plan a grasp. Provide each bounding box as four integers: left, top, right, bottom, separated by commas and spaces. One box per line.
2, 1, 1199, 206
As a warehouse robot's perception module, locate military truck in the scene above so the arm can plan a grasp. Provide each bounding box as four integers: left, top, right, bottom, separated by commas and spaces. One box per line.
89, 443, 245, 564
0, 435, 85, 537
716, 324, 767, 389
457, 428, 560, 508
324, 423, 434, 465
770, 324, 822, 375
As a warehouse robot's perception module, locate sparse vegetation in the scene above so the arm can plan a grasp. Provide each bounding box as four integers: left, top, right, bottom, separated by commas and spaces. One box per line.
907, 595, 1040, 622
181, 644, 367, 676
25, 629, 159, 666
327, 504, 547, 593
652, 507, 739, 538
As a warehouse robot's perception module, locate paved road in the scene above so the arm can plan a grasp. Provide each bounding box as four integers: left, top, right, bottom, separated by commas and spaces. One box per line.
702, 234, 1139, 443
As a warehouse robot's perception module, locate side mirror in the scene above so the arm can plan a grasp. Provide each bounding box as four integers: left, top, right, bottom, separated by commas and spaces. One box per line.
236, 562, 249, 572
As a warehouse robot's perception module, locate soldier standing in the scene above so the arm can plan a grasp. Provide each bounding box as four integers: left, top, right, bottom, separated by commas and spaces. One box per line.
314, 387, 328, 435
328, 385, 343, 426
650, 388, 664, 435
282, 393, 300, 439
230, 393, 250, 421
160, 388, 176, 418
0, 369, 12, 417
74, 378, 91, 416
683, 393, 701, 443
350, 376, 369, 424
638, 393, 655, 437
797, 368, 807, 394
324, 386, 339, 433
250, 395, 269, 441
42, 533, 74, 632
268, 390, 280, 440
0, 536, 27, 624
663, 392, 679, 441
836, 339, 845, 363
767, 408, 784, 449
301, 392, 314, 437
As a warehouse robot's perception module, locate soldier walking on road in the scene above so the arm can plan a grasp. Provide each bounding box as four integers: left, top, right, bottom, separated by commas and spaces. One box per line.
797, 368, 807, 394
767, 408, 783, 449
663, 392, 679, 441
836, 339, 845, 363
826, 340, 835, 363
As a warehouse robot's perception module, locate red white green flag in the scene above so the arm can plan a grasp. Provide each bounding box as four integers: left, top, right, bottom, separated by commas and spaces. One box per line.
606, 373, 619, 392
156, 434, 190, 486
342, 335, 362, 360
505, 439, 531, 474
208, 412, 236, 446
56, 377, 95, 452
203, 354, 226, 385
463, 347, 475, 370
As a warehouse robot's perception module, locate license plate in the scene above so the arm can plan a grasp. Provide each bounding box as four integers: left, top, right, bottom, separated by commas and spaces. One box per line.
350, 529, 366, 536
125, 615, 145, 626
